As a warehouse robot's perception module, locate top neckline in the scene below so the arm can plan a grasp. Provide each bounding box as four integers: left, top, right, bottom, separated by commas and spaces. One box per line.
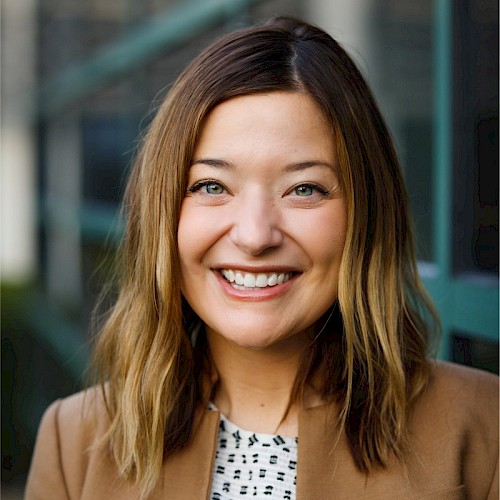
208, 402, 298, 443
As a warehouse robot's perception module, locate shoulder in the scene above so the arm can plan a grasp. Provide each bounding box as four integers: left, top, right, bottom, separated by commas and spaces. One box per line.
42, 386, 110, 445
50, 386, 113, 472
25, 387, 112, 499
410, 361, 498, 498
428, 359, 498, 388
421, 360, 498, 414
413, 360, 498, 430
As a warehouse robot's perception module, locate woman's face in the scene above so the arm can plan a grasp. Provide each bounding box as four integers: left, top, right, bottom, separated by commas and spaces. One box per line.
178, 92, 347, 350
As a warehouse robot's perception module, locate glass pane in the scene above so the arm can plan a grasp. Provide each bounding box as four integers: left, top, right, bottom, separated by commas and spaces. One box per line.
452, 0, 499, 277
369, 0, 435, 262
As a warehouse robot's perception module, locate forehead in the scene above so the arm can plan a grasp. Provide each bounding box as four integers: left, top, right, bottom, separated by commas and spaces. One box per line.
193, 92, 335, 164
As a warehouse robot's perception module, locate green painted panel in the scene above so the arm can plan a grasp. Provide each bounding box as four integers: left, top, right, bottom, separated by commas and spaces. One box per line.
451, 278, 499, 340
433, 0, 453, 276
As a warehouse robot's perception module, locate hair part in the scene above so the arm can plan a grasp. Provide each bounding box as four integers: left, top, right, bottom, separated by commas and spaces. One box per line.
91, 16, 440, 497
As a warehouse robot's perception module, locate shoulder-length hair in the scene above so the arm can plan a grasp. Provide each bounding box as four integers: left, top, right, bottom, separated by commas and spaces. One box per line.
92, 16, 439, 497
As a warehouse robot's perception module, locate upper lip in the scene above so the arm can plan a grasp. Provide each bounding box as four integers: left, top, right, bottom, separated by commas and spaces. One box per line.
211, 264, 302, 274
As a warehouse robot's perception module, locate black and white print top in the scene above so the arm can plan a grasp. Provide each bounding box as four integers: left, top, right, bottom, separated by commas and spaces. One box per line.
208, 405, 298, 499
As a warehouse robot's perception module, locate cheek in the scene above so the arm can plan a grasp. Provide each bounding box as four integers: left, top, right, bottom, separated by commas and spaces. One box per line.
324, 219, 347, 261
178, 205, 203, 305
295, 205, 347, 265
177, 203, 203, 271
177, 202, 226, 266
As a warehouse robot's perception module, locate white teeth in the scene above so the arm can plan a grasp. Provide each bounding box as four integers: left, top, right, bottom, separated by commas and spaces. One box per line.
268, 274, 278, 286
255, 274, 269, 288
220, 269, 293, 289
244, 274, 256, 287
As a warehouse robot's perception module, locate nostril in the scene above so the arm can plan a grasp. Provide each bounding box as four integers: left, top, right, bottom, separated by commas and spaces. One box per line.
229, 228, 283, 256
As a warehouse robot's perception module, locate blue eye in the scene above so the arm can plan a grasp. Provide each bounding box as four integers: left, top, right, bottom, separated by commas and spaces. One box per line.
204, 183, 224, 195
294, 184, 314, 196
187, 180, 226, 195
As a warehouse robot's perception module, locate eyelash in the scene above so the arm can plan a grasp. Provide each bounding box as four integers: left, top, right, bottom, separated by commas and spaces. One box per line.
289, 183, 331, 197
186, 180, 331, 197
186, 179, 227, 195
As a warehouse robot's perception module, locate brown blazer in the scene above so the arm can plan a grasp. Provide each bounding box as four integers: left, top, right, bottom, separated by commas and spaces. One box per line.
25, 361, 498, 499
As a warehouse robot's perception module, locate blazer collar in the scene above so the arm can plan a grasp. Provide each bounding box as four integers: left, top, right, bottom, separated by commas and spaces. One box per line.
158, 401, 345, 500
160, 407, 220, 499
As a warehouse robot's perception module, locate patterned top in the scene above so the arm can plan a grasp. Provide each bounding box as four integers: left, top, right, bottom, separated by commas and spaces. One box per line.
208, 406, 298, 499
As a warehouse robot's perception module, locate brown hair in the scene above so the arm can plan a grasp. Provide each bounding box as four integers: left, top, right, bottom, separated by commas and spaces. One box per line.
92, 16, 439, 496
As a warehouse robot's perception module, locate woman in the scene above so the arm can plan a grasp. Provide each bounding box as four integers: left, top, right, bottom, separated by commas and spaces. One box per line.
26, 17, 498, 500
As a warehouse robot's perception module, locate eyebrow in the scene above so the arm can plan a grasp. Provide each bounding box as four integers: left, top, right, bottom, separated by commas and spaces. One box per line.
191, 158, 234, 169
191, 158, 336, 172
283, 161, 336, 173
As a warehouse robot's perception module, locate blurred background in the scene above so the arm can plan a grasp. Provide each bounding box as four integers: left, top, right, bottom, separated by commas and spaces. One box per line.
1, 0, 498, 495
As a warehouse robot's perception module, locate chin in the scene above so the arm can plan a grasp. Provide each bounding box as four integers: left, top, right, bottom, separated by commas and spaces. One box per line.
211, 323, 304, 351
232, 337, 277, 350
223, 330, 276, 348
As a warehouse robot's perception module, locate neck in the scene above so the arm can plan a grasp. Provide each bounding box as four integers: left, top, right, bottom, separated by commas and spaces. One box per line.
206, 328, 317, 437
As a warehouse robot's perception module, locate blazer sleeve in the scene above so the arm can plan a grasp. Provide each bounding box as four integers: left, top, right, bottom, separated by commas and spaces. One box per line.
25, 400, 70, 500
468, 367, 499, 500
487, 453, 499, 500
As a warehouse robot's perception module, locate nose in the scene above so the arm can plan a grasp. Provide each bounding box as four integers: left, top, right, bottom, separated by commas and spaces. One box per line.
229, 193, 283, 256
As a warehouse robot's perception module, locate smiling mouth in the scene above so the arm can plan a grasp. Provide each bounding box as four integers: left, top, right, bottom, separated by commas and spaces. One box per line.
220, 269, 294, 290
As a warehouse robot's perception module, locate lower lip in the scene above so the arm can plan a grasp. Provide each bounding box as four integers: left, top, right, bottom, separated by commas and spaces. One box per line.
214, 272, 298, 301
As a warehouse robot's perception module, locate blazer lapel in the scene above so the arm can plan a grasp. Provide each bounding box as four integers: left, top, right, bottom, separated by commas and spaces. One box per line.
158, 409, 220, 499
296, 403, 376, 499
